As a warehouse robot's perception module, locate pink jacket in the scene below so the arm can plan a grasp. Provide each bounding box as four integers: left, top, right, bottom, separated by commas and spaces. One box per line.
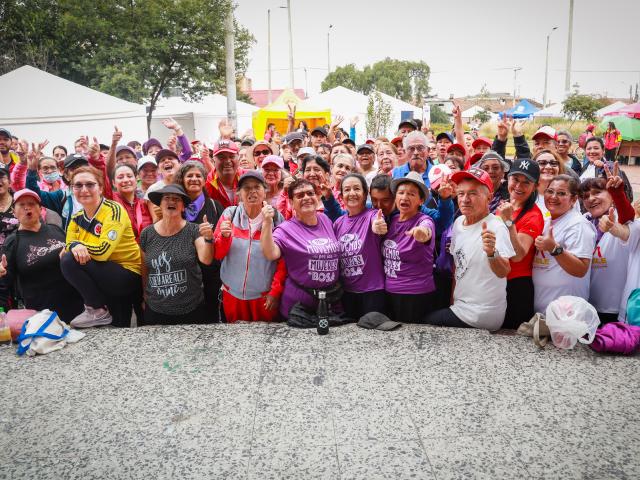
590, 322, 640, 355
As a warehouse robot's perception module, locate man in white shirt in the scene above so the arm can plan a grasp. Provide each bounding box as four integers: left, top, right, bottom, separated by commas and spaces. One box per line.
423, 167, 515, 330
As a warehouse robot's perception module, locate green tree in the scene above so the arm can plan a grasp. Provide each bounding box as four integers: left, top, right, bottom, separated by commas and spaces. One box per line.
366, 92, 393, 138
562, 94, 607, 124
321, 58, 429, 103
472, 109, 491, 124
430, 104, 449, 124
0, 0, 254, 134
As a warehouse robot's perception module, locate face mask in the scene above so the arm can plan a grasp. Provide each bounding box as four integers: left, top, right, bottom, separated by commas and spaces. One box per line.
43, 171, 61, 183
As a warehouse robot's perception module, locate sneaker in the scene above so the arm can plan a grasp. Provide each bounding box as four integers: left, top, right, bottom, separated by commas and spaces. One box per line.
70, 306, 113, 328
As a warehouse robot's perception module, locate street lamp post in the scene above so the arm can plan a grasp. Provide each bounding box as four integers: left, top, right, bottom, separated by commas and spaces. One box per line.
565, 0, 574, 97
327, 24, 333, 74
543, 26, 558, 108
513, 67, 522, 107
267, 9, 272, 104
280, 1, 294, 89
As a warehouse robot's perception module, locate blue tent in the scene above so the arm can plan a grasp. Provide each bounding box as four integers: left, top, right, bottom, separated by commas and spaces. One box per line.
499, 99, 540, 119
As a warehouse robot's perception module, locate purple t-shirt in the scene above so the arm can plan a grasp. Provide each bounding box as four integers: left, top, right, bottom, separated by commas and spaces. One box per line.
383, 212, 436, 294
273, 213, 340, 318
334, 209, 385, 293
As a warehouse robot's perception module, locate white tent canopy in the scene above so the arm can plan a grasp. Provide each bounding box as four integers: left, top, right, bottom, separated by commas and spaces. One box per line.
533, 103, 566, 118
150, 94, 258, 146
0, 65, 148, 151
596, 101, 627, 118
302, 86, 422, 142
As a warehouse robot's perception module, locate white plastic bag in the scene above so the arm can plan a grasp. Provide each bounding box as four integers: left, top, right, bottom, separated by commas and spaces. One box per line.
545, 296, 600, 349
17, 310, 85, 356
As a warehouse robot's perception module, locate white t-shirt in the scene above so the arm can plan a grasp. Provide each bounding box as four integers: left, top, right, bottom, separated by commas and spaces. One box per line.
532, 209, 596, 314
589, 215, 630, 314
618, 220, 640, 321
536, 194, 580, 219
449, 213, 516, 331
580, 163, 596, 181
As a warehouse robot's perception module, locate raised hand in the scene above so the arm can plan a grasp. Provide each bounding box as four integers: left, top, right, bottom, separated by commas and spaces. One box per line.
350, 116, 359, 128
599, 207, 617, 233
372, 209, 388, 235
496, 117, 509, 141
496, 201, 514, 223
87, 136, 100, 161
218, 119, 234, 139
331, 115, 344, 129
219, 217, 233, 238
481, 222, 497, 256
287, 103, 296, 122
16, 139, 29, 164
512, 119, 526, 137
319, 183, 332, 199
452, 103, 461, 120
112, 126, 122, 145
437, 174, 454, 200
604, 161, 623, 190
162, 118, 180, 131
406, 225, 432, 243
283, 175, 295, 191
199, 214, 214, 241
166, 134, 177, 152
36, 139, 49, 155
534, 225, 556, 253
262, 201, 275, 224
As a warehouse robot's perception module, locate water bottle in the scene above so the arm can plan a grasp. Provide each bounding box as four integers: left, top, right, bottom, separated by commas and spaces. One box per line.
316, 291, 329, 335
0, 308, 11, 347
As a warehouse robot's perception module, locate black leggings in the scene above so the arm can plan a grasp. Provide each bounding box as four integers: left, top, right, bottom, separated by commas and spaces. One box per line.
342, 290, 388, 320
388, 291, 437, 323
60, 253, 141, 327
141, 303, 206, 326
422, 307, 470, 328
504, 276, 535, 329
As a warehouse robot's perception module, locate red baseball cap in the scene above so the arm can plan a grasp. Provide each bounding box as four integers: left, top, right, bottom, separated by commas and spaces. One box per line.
390, 136, 403, 146
365, 138, 375, 145
13, 188, 41, 205
451, 167, 494, 193
446, 143, 467, 155
472, 137, 492, 149
212, 139, 239, 156
468, 152, 483, 166
532, 126, 557, 141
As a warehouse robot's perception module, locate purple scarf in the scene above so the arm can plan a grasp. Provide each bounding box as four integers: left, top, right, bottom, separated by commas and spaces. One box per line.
185, 193, 205, 222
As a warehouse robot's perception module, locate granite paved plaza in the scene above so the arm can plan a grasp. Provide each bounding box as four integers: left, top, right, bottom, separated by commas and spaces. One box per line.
1, 322, 638, 479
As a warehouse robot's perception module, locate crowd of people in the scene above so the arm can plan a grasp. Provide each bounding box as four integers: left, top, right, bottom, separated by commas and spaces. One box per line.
0, 107, 638, 332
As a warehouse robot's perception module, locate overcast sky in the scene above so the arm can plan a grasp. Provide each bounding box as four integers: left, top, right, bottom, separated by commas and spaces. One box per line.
235, 0, 639, 104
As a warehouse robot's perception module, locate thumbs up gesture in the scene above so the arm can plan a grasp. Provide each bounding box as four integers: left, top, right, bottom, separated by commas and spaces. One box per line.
0, 254, 7, 277
481, 222, 497, 256
406, 225, 432, 243
199, 214, 214, 241
534, 225, 557, 253
220, 216, 233, 238
372, 209, 387, 235
262, 201, 275, 224
599, 207, 617, 233
112, 125, 122, 144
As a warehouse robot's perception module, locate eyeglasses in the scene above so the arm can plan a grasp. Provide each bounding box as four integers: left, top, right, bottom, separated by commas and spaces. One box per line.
544, 188, 570, 198
406, 145, 427, 153
557, 140, 571, 145
537, 160, 560, 167
72, 182, 98, 191
254, 150, 270, 156
293, 190, 316, 200
482, 165, 503, 173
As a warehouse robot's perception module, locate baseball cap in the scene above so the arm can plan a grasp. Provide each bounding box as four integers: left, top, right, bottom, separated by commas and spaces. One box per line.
508, 158, 540, 183
0, 166, 10, 177
436, 132, 454, 143
238, 170, 266, 188
446, 143, 467, 156
310, 127, 328, 137
297, 147, 316, 158
398, 119, 417, 131
284, 132, 305, 144
357, 312, 401, 331
532, 126, 557, 141
451, 167, 494, 193
342, 138, 356, 147
472, 137, 492, 149
137, 155, 158, 171
390, 136, 403, 146
365, 138, 376, 145
428, 163, 452, 190
142, 138, 162, 155
261, 155, 284, 169
63, 153, 89, 170
476, 150, 510, 172
469, 152, 484, 167
0, 128, 12, 139
357, 144, 375, 154
155, 149, 180, 164
212, 139, 239, 156
13, 188, 41, 205
240, 137, 255, 147
115, 145, 137, 158
390, 171, 430, 199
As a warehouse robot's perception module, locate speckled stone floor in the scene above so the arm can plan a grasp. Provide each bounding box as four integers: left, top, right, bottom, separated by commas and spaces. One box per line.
1, 322, 638, 480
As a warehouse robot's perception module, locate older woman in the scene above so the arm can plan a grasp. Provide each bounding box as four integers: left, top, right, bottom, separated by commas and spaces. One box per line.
0, 189, 83, 322
476, 150, 510, 213
532, 175, 596, 314
333, 173, 386, 319
317, 143, 332, 164
376, 142, 397, 175
214, 171, 286, 322
261, 155, 285, 207
248, 141, 273, 170
580, 169, 635, 324
12, 156, 63, 193
581, 137, 633, 201
261, 178, 341, 319
174, 160, 224, 321
329, 153, 355, 208
533, 149, 570, 217
383, 171, 436, 323
60, 166, 142, 328
140, 184, 214, 325
277, 155, 329, 220
330, 143, 351, 165
495, 159, 544, 329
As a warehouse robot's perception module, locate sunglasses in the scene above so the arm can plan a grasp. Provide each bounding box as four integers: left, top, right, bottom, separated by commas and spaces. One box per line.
293, 190, 316, 200
72, 182, 98, 191
544, 188, 570, 198
254, 149, 270, 156
537, 160, 560, 167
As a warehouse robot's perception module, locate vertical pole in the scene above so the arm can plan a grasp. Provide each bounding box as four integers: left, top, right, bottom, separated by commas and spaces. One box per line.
543, 34, 550, 107
327, 31, 330, 74
564, 0, 574, 96
287, 0, 294, 89
224, 8, 237, 131
267, 9, 272, 104
513, 68, 517, 107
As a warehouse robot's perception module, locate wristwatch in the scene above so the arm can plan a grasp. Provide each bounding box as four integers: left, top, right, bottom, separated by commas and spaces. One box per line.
487, 249, 500, 259
204, 238, 213, 244
550, 245, 564, 256
504, 219, 514, 229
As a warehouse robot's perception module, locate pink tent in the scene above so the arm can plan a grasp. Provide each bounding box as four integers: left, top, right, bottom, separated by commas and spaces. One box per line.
604, 102, 640, 119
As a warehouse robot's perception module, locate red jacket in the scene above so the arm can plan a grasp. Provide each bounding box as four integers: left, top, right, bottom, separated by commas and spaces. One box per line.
205, 168, 245, 208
